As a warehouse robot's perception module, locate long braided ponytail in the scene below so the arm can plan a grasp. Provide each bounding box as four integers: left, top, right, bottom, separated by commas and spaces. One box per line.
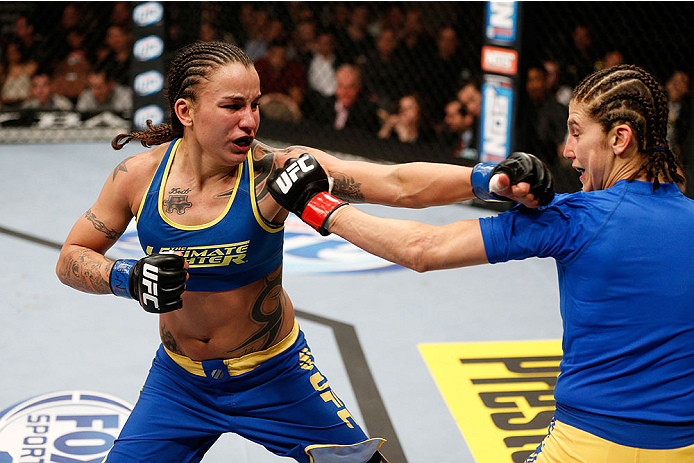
572, 64, 684, 190
112, 41, 253, 150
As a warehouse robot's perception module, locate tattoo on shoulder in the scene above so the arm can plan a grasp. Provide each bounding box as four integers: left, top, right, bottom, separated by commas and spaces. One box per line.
252, 142, 281, 201
85, 209, 123, 240
112, 155, 136, 181
331, 172, 364, 202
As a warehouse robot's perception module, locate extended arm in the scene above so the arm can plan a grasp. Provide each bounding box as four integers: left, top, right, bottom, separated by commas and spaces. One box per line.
269, 144, 553, 209
327, 206, 488, 271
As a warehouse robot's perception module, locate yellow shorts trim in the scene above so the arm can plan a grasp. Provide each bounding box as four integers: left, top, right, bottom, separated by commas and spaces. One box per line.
163, 321, 299, 377
530, 419, 694, 463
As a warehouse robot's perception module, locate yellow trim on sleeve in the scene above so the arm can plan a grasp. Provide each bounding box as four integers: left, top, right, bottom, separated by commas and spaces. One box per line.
248, 151, 284, 233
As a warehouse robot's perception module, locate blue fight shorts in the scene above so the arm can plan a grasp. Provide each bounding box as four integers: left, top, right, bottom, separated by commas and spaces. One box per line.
105, 322, 385, 462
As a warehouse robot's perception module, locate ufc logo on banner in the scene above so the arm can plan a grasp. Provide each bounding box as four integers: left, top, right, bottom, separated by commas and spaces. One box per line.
141, 263, 159, 310
276, 156, 315, 194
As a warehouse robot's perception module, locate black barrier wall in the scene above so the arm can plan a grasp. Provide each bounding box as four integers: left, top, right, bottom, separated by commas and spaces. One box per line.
0, 1, 692, 195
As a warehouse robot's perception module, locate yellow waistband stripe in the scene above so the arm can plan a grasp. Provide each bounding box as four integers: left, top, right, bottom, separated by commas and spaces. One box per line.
164, 321, 299, 377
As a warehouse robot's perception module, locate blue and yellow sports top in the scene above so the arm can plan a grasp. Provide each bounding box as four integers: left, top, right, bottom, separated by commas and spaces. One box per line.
136, 139, 284, 291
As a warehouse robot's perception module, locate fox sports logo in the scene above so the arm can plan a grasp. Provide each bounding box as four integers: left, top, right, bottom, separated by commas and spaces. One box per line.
0, 391, 133, 463
110, 216, 401, 274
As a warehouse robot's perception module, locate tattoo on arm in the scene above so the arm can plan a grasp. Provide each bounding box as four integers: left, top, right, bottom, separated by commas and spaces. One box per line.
57, 248, 112, 294
111, 155, 136, 181
331, 172, 365, 202
85, 209, 123, 240
160, 324, 183, 355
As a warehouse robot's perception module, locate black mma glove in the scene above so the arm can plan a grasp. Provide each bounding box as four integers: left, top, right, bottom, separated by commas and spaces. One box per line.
109, 253, 187, 313
471, 152, 555, 206
267, 153, 348, 236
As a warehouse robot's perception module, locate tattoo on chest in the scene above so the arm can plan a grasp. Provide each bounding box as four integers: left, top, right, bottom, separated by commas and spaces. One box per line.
163, 187, 192, 214
229, 272, 285, 353
85, 209, 123, 240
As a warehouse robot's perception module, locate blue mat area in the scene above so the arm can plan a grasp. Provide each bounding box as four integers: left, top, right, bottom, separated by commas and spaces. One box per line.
0, 142, 561, 463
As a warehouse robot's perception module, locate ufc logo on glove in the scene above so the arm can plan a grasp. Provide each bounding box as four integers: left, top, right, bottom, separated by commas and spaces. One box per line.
275, 156, 315, 194
141, 263, 160, 310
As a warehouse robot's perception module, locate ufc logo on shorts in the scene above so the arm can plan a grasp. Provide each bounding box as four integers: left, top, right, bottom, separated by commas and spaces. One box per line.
141, 263, 159, 310
275, 156, 315, 194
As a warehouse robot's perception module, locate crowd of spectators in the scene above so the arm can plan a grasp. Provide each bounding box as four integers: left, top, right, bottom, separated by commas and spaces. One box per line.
0, 2, 134, 121
0, 2, 691, 193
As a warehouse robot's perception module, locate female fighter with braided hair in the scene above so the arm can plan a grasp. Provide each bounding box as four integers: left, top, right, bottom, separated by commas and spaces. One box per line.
55, 41, 551, 463
270, 64, 694, 462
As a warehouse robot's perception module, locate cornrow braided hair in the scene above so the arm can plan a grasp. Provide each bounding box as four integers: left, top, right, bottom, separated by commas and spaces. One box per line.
112, 41, 253, 150
571, 64, 684, 190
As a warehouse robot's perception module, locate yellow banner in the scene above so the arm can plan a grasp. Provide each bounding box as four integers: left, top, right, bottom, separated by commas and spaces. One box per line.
419, 340, 562, 463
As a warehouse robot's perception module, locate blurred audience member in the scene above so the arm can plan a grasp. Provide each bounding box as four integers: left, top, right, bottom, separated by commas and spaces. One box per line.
313, 64, 379, 133
94, 25, 132, 86
244, 12, 286, 62
199, 21, 221, 42
307, 32, 338, 99
289, 19, 318, 69
334, 4, 374, 65
397, 9, 434, 63
255, 40, 306, 107
427, 26, 467, 118
329, 3, 352, 32
21, 72, 74, 110
1, 41, 37, 107
594, 49, 625, 73
363, 28, 403, 115
518, 64, 580, 193
379, 5, 405, 40
109, 1, 132, 29
562, 24, 599, 88
666, 70, 691, 160
378, 94, 434, 144
286, 2, 315, 26
394, 9, 434, 98
50, 3, 97, 64
12, 15, 48, 69
543, 59, 572, 106
457, 78, 482, 118
76, 67, 132, 116
53, 28, 91, 101
440, 99, 478, 160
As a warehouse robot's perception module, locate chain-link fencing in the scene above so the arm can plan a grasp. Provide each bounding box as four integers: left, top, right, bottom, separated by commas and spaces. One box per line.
1, 2, 693, 195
